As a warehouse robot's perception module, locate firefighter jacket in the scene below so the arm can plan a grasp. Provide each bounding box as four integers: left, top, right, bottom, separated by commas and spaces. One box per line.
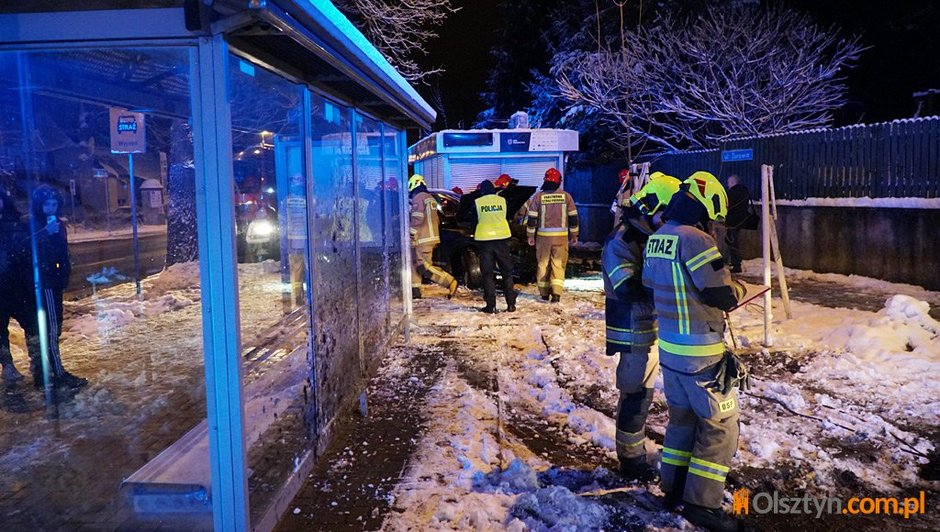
473, 194, 511, 241
525, 190, 579, 241
602, 225, 656, 355
409, 190, 441, 246
642, 221, 737, 373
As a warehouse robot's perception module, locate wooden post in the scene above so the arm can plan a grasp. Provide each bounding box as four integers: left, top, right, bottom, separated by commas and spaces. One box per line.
767, 166, 792, 319
761, 164, 773, 347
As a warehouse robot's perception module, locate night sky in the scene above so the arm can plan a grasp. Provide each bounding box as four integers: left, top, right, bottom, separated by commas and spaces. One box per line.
421, 0, 940, 130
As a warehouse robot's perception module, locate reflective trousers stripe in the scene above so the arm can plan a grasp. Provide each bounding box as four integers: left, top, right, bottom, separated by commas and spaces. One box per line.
658, 338, 725, 357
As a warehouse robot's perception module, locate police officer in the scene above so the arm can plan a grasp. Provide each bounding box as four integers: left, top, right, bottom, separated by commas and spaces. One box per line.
602, 174, 680, 480
408, 174, 458, 299
642, 171, 744, 531
470, 179, 516, 313
525, 168, 579, 302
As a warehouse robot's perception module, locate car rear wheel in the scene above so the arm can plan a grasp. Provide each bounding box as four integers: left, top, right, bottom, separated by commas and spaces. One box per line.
462, 247, 482, 290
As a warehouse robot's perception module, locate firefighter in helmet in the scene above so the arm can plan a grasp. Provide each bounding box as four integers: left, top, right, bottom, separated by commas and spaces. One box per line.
525, 168, 579, 302
642, 171, 746, 531
408, 174, 458, 299
609, 168, 632, 229
602, 174, 680, 481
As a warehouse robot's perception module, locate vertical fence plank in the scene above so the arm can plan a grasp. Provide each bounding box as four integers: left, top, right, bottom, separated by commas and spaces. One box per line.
930, 118, 939, 197
888, 122, 898, 197
916, 120, 928, 198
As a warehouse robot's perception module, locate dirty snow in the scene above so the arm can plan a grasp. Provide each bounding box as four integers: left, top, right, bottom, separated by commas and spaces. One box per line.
381, 266, 939, 530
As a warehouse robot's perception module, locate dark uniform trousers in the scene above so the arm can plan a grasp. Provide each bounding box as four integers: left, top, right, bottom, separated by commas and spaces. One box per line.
477, 238, 515, 308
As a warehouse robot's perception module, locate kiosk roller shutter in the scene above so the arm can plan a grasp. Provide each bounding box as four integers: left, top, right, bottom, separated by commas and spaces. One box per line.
449, 158, 501, 191
501, 157, 557, 187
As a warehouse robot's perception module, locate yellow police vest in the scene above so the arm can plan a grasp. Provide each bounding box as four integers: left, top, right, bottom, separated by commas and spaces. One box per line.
474, 195, 511, 241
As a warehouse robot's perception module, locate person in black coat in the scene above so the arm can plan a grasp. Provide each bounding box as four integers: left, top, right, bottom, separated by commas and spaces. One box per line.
0, 187, 34, 382
723, 175, 755, 273
30, 184, 86, 389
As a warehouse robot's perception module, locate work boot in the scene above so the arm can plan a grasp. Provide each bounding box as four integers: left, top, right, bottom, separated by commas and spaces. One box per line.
540, 295, 550, 301
57, 371, 88, 389
506, 303, 516, 312
550, 294, 561, 303
480, 305, 497, 314
662, 490, 683, 511
682, 504, 740, 532
412, 287, 422, 299
447, 279, 459, 299
618, 456, 658, 482
1, 364, 25, 382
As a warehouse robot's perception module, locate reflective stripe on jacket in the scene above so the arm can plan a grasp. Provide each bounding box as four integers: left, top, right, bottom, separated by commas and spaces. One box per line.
526, 191, 579, 238
642, 222, 733, 371
474, 195, 511, 241
603, 226, 656, 354
409, 191, 440, 246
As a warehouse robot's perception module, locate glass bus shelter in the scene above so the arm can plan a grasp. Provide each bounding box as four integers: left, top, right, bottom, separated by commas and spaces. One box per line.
0, 1, 432, 530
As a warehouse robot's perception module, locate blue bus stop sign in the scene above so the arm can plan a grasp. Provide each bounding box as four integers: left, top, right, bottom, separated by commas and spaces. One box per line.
721, 149, 753, 162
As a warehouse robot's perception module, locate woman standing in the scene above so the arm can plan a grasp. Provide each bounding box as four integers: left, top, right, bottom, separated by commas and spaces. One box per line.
30, 185, 86, 388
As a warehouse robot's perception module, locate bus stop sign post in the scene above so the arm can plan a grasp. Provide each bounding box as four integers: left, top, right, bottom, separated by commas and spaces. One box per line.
110, 108, 146, 296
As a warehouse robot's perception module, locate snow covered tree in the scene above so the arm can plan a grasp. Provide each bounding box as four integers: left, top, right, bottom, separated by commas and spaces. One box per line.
334, 0, 457, 83
553, 3, 864, 152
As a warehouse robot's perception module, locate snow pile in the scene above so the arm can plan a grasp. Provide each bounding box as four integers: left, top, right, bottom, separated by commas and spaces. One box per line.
824, 295, 940, 359
85, 266, 127, 285
806, 295, 940, 424
510, 483, 609, 531
145, 261, 201, 296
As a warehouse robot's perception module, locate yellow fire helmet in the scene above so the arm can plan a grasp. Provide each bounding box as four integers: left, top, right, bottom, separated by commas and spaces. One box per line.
407, 174, 426, 192
684, 171, 729, 222
630, 173, 681, 215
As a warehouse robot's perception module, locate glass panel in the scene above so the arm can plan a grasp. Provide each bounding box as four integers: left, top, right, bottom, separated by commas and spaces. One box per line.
0, 48, 211, 529
227, 56, 314, 524
309, 95, 360, 430
384, 128, 405, 332
355, 114, 387, 364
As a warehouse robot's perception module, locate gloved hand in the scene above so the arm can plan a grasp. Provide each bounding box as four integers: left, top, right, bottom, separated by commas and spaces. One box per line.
528, 236, 535, 246
712, 350, 750, 395
731, 279, 747, 301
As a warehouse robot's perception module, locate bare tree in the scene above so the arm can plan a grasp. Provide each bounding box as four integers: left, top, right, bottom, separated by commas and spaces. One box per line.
335, 0, 458, 83
554, 4, 864, 151
555, 45, 680, 154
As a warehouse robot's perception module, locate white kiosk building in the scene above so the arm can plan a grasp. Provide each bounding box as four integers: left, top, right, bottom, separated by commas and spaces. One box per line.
408, 128, 579, 191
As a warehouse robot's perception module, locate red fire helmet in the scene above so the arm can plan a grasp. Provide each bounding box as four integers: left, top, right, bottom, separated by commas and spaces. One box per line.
618, 168, 631, 185
544, 168, 562, 184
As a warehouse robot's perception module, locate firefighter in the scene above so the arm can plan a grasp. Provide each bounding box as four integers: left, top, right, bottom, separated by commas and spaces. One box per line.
525, 168, 579, 302
602, 175, 681, 481
494, 173, 513, 191
470, 179, 516, 313
609, 168, 632, 229
408, 174, 458, 299
642, 171, 745, 531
